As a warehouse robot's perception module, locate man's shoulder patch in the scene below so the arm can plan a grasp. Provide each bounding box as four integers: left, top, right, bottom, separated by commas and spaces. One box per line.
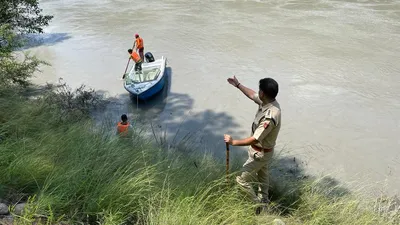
265, 109, 272, 118
265, 107, 279, 126
265, 109, 274, 122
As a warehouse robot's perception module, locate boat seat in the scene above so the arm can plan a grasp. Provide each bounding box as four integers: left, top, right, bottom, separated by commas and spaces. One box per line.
130, 67, 160, 83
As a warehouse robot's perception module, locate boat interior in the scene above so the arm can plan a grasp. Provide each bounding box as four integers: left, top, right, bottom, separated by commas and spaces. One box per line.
126, 66, 161, 84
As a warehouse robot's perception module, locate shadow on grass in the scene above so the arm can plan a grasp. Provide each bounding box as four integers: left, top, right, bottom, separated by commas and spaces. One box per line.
266, 153, 351, 215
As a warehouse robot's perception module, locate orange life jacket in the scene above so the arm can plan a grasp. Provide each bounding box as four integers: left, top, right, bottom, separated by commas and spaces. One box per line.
136, 37, 143, 49
131, 52, 141, 63
117, 122, 130, 135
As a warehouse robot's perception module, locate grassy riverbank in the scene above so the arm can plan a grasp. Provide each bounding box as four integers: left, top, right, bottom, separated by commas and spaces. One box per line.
0, 83, 399, 225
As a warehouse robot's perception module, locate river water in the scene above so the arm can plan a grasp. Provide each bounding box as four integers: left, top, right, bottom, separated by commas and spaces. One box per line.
29, 0, 400, 196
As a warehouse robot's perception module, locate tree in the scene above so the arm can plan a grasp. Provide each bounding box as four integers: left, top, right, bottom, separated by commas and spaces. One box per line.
0, 0, 54, 34
0, 0, 53, 88
0, 24, 46, 88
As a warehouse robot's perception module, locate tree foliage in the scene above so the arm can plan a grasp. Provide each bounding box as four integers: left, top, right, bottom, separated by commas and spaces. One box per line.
0, 24, 21, 56
0, 0, 53, 89
0, 24, 46, 88
0, 0, 54, 34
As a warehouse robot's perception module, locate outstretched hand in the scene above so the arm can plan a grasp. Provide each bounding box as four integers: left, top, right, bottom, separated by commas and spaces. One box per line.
227, 76, 240, 87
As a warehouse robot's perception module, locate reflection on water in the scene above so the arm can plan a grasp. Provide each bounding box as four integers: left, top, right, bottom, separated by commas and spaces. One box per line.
130, 67, 171, 118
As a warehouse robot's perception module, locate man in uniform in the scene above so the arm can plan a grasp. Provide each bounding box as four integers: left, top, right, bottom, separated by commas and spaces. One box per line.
224, 75, 281, 214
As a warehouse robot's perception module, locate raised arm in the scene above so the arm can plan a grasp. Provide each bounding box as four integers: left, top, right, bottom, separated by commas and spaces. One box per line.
227, 76, 261, 104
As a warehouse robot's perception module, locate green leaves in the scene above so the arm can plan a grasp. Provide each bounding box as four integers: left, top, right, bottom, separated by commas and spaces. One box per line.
0, 0, 53, 89
0, 0, 53, 34
0, 24, 22, 56
0, 51, 45, 88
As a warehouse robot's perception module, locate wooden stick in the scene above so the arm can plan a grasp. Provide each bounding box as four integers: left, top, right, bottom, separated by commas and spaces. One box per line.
122, 57, 130, 79
226, 142, 229, 184
122, 37, 137, 79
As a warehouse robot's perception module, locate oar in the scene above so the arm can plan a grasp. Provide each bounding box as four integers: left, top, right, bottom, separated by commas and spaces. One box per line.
122, 57, 131, 79
122, 37, 137, 79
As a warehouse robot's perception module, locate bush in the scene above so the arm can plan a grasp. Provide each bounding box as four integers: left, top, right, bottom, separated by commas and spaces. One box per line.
37, 79, 105, 123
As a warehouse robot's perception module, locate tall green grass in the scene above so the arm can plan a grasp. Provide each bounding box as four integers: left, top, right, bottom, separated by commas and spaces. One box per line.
0, 87, 399, 225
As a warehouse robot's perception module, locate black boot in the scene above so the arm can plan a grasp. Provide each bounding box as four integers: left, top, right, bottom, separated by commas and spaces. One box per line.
255, 197, 270, 215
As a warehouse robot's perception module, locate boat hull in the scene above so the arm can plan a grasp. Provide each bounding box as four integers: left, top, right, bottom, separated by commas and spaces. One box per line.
123, 56, 167, 101
129, 73, 166, 101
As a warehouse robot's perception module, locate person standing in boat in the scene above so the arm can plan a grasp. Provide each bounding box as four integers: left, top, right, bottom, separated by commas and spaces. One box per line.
133, 34, 144, 61
128, 49, 143, 72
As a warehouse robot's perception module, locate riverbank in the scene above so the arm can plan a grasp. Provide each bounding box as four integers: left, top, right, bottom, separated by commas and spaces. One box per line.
0, 82, 399, 225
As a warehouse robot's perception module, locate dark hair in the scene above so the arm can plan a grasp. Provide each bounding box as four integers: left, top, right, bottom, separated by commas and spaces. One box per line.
128, 49, 133, 53
259, 78, 279, 99
121, 114, 128, 122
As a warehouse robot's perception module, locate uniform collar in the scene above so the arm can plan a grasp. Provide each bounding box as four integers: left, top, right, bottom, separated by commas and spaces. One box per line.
261, 99, 276, 110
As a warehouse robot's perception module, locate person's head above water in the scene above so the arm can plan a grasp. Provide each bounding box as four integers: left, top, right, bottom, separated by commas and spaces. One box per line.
128, 49, 133, 54
121, 114, 128, 122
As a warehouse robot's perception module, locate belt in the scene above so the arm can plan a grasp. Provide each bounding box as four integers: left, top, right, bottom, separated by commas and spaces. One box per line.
251, 144, 272, 152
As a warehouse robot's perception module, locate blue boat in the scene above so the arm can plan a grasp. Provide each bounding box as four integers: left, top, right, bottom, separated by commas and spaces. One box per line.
123, 53, 167, 101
